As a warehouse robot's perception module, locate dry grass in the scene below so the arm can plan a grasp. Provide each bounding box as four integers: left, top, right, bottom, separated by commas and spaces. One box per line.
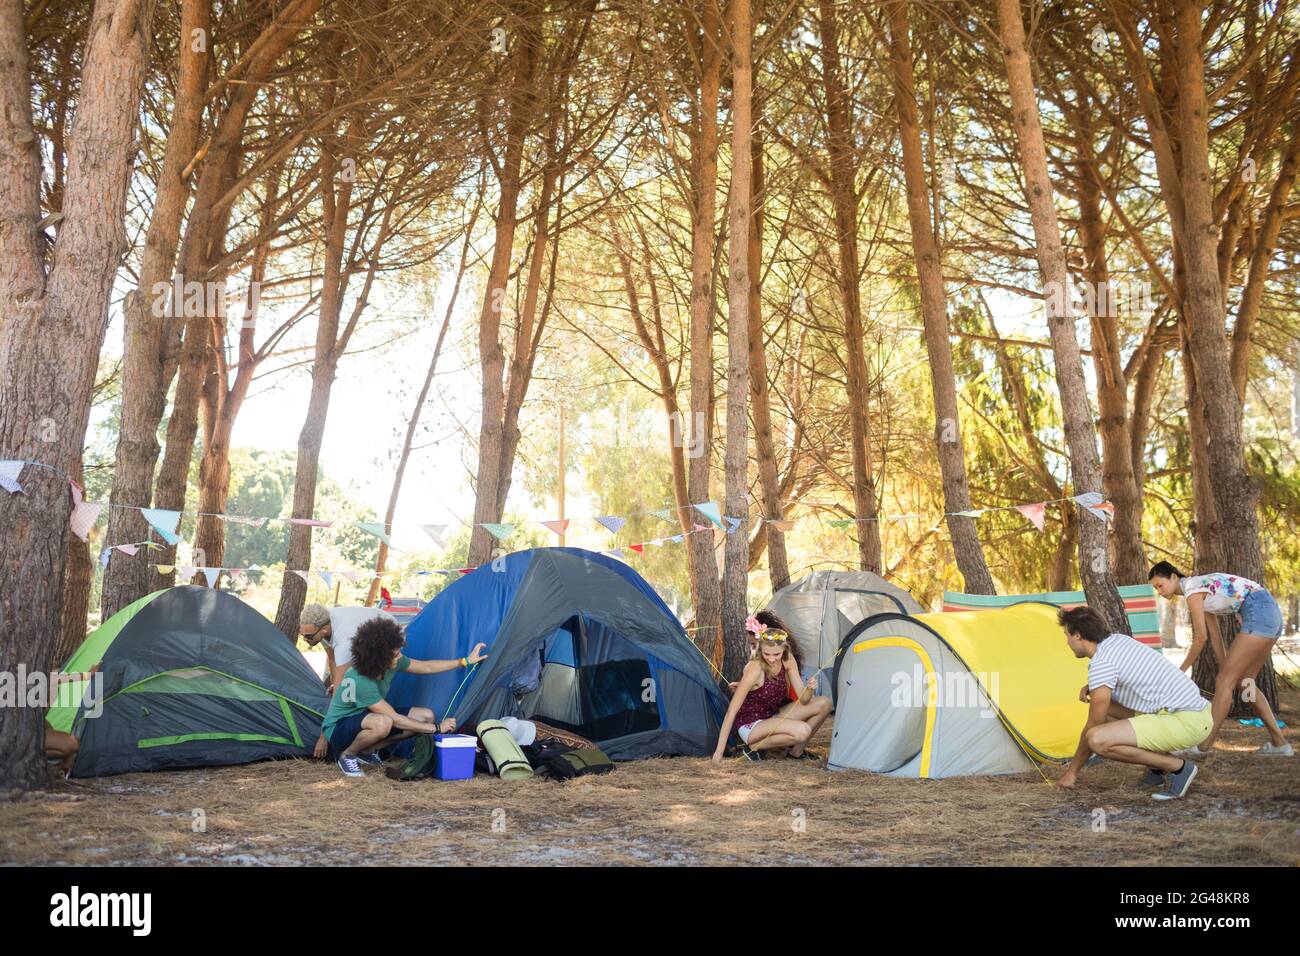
4, 685, 1298, 867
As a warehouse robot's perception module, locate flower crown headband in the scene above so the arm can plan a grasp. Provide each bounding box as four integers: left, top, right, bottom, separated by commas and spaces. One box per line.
746, 615, 787, 642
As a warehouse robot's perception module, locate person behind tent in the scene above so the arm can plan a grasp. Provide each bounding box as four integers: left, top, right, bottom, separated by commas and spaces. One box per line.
712, 615, 831, 763
43, 662, 100, 778
299, 602, 397, 757
321, 616, 488, 777
1147, 561, 1291, 757
1055, 606, 1211, 800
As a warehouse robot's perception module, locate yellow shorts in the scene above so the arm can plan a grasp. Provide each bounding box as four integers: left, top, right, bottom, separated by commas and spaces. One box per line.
1128, 707, 1212, 753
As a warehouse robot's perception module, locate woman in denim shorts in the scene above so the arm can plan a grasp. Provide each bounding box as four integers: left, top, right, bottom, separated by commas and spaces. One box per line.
1148, 561, 1291, 757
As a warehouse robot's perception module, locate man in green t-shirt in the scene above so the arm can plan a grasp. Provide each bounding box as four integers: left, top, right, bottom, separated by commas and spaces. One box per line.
321, 616, 488, 777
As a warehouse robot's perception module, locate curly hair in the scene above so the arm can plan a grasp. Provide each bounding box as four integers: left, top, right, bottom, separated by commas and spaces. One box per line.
350, 616, 406, 679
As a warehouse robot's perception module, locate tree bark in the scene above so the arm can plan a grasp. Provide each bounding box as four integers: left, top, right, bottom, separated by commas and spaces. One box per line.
746, 92, 790, 594
994, 0, 1129, 633
1170, 0, 1264, 581
819, 0, 882, 574
1075, 134, 1146, 585
466, 21, 540, 567
101, 0, 210, 616
684, 0, 724, 658
0, 0, 157, 791
720, 0, 753, 680
887, 0, 995, 594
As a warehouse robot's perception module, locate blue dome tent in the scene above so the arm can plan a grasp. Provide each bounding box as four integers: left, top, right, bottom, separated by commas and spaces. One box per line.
388, 548, 726, 759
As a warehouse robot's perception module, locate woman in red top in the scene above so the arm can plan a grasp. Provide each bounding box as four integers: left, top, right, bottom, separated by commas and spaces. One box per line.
712, 616, 832, 762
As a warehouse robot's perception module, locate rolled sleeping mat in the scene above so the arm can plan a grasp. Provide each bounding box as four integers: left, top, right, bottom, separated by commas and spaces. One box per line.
476, 719, 534, 780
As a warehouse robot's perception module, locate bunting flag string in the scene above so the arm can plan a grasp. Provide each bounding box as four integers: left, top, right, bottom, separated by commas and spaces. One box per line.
5, 458, 1113, 556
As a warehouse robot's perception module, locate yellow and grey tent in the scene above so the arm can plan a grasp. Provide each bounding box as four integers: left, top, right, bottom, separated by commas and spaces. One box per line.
829, 604, 1088, 777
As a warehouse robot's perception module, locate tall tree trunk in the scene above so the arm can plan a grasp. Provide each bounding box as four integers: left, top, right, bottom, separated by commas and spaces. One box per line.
1171, 0, 1263, 581
56, 464, 93, 667
466, 24, 540, 567
819, 0, 882, 574
685, 1, 724, 657
0, 0, 157, 791
101, 0, 210, 616
1075, 142, 1145, 584
495, 164, 560, 519
720, 0, 753, 680
887, 0, 994, 594
994, 0, 1128, 633
746, 94, 790, 593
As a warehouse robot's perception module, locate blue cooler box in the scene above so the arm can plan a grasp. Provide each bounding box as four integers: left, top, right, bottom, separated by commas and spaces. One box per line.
434, 734, 477, 780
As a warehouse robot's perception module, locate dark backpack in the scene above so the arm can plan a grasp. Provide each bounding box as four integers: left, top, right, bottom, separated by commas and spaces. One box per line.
537, 746, 615, 781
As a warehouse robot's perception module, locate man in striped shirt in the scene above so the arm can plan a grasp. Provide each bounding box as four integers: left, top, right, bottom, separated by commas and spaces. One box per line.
1055, 606, 1211, 801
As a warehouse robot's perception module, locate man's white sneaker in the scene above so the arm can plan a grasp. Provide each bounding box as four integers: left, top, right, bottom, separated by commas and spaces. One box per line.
1174, 745, 1209, 758
337, 754, 365, 777
1254, 742, 1294, 757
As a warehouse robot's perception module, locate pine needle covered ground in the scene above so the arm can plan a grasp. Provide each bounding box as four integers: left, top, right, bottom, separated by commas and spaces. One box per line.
5, 676, 1297, 867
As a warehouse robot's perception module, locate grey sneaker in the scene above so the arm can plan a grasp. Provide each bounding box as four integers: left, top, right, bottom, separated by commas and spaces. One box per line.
337, 754, 365, 778
1139, 768, 1167, 788
356, 751, 385, 767
1253, 742, 1294, 757
1174, 744, 1210, 758
1151, 759, 1198, 801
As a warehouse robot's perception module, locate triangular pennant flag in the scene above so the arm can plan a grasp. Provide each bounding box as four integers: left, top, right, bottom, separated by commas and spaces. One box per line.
291, 569, 309, 583
766, 519, 796, 532
341, 571, 362, 583
356, 522, 395, 548
693, 502, 724, 528
629, 543, 645, 554
67, 480, 102, 542
540, 519, 570, 537
420, 524, 449, 548
651, 509, 676, 522
178, 565, 196, 580
154, 565, 174, 575
952, 509, 984, 519
724, 516, 742, 534
0, 460, 25, 494
1072, 492, 1114, 522
99, 548, 111, 569
318, 570, 334, 589
607, 548, 624, 558
290, 517, 332, 528
202, 567, 220, 588
457, 567, 475, 575
482, 522, 515, 541
141, 508, 181, 545
1015, 502, 1047, 531
116, 544, 139, 556
671, 534, 685, 543
827, 518, 855, 529
692, 523, 709, 532
595, 515, 627, 535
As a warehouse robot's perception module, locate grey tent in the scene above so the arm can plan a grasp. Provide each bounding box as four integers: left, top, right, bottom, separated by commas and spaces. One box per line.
69, 586, 328, 778
763, 570, 925, 696
390, 548, 727, 759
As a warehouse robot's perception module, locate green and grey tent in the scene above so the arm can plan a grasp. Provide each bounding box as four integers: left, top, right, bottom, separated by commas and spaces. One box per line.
60, 586, 328, 778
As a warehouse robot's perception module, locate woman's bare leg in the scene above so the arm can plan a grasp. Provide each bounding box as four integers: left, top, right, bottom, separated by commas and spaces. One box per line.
1202, 632, 1282, 748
